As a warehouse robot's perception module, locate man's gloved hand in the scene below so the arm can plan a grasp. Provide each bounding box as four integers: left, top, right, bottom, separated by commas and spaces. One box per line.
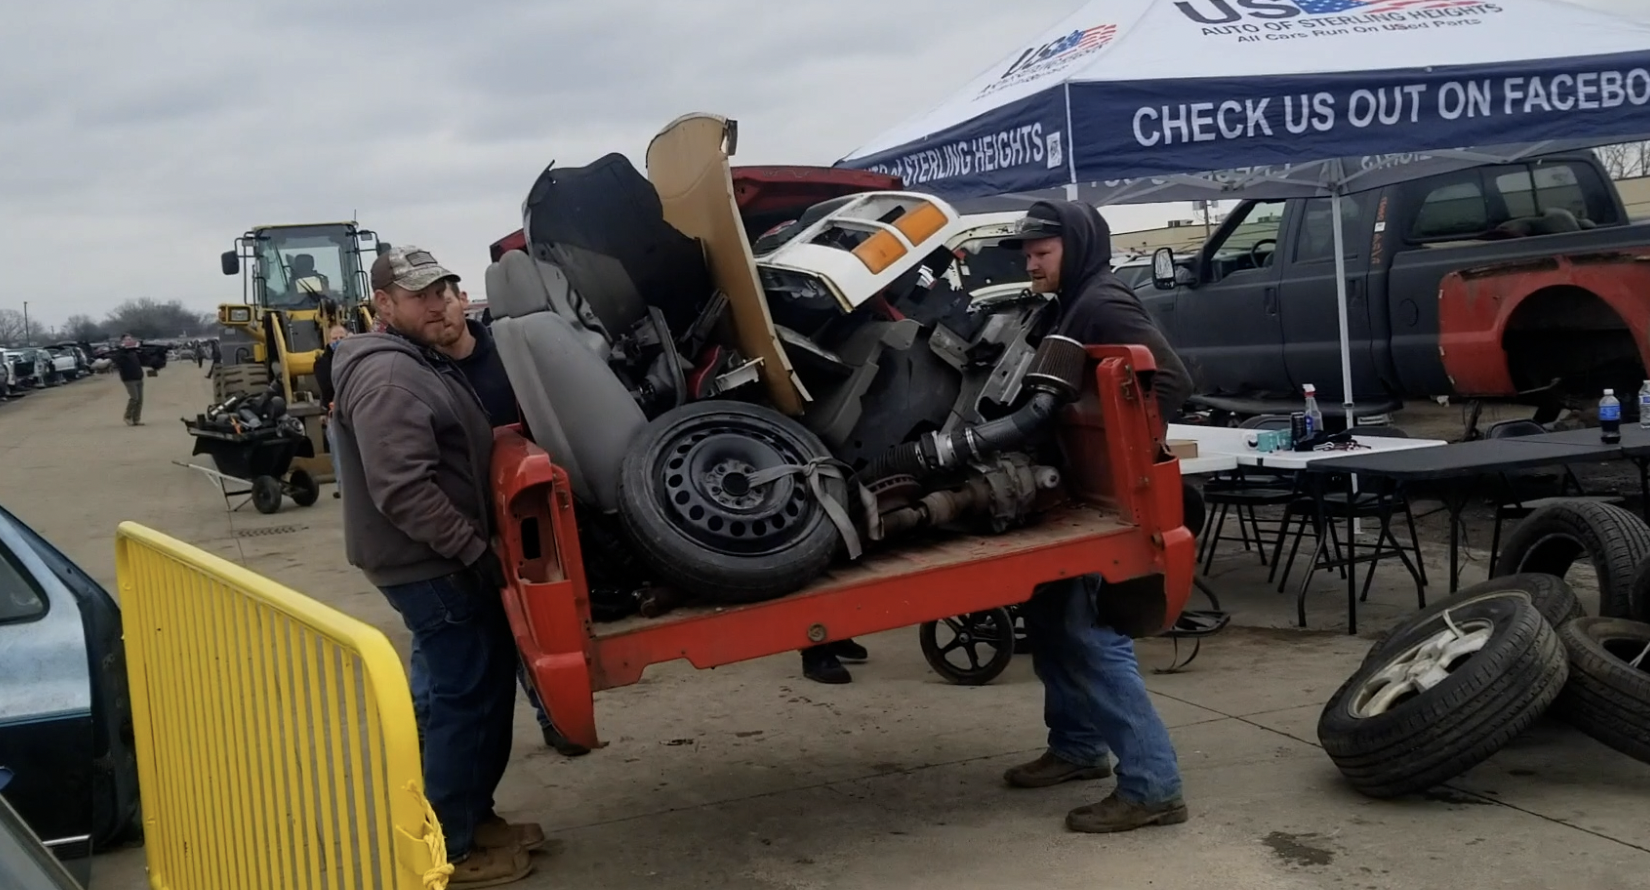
469, 547, 508, 592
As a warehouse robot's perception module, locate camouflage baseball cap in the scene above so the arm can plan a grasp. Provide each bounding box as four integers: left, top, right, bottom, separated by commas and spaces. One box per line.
370, 246, 460, 293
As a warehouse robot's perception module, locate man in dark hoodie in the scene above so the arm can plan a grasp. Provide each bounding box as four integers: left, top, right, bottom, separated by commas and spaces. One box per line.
998, 200, 1191, 835
331, 246, 539, 887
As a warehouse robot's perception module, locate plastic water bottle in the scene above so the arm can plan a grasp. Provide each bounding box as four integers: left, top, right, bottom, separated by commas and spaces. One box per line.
1601, 389, 1622, 444
1302, 384, 1324, 439
1638, 380, 1650, 429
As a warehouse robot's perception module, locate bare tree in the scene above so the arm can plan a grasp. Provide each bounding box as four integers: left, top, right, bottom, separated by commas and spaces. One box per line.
0, 308, 27, 345
1594, 141, 1650, 179
60, 314, 108, 343
102, 298, 218, 339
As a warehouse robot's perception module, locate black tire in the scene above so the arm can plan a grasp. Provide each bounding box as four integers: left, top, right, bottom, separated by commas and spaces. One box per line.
1553, 617, 1650, 765
251, 475, 284, 514
616, 400, 846, 604
919, 609, 1017, 686
287, 469, 320, 507
1492, 500, 1650, 619
1622, 555, 1650, 623
1361, 573, 1582, 668
1317, 596, 1568, 799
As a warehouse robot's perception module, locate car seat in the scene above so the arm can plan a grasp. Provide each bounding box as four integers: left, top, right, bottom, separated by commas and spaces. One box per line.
487, 251, 647, 513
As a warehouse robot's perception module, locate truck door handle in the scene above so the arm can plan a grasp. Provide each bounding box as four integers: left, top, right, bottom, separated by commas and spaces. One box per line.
1264, 286, 1279, 315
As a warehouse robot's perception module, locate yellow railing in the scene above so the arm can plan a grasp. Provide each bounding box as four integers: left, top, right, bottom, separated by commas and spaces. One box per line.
115, 522, 451, 889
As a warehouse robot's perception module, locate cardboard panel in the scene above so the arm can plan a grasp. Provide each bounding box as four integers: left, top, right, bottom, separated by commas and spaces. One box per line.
645, 112, 807, 416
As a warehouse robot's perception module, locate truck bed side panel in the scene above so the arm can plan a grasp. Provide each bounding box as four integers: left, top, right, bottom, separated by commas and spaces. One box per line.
1437, 250, 1650, 396
1386, 223, 1650, 396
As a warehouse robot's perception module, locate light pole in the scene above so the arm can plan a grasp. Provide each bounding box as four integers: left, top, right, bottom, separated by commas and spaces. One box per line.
21, 301, 29, 345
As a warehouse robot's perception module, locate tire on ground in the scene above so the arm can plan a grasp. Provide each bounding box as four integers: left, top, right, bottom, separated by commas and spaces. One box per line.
1318, 596, 1568, 798
1492, 500, 1650, 619
1553, 617, 1650, 765
1621, 555, 1650, 623
1362, 573, 1582, 667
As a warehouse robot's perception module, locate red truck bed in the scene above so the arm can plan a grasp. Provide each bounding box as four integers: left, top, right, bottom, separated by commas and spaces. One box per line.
492, 345, 1193, 749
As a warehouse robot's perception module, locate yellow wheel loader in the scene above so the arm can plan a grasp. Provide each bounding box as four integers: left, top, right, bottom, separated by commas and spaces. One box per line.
214, 222, 389, 485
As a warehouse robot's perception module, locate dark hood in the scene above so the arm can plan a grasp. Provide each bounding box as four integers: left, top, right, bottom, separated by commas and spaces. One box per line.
332, 330, 444, 398
1029, 199, 1113, 295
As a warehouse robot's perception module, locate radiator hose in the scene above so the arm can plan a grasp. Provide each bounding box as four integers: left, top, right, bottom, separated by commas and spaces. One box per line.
863, 335, 1088, 481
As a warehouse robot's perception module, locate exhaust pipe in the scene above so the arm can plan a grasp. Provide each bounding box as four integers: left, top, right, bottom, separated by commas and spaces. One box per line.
864, 335, 1087, 481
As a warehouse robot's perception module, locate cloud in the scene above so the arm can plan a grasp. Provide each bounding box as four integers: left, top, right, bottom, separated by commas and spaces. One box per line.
1, 0, 1645, 326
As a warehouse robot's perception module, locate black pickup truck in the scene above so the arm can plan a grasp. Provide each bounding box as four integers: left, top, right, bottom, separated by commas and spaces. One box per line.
1141, 153, 1650, 423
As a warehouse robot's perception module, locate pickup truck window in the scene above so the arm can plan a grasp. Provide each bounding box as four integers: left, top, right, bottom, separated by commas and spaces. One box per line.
1409, 161, 1619, 242
1207, 199, 1287, 281
0, 548, 47, 624
1293, 193, 1371, 264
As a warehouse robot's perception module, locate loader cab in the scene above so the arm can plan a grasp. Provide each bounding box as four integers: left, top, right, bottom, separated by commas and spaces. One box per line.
221, 223, 386, 312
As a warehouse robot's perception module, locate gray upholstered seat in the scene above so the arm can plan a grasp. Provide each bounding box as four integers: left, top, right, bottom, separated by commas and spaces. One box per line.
486, 250, 647, 512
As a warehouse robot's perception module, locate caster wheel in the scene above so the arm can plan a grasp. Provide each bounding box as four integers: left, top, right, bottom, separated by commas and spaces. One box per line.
919, 607, 1017, 686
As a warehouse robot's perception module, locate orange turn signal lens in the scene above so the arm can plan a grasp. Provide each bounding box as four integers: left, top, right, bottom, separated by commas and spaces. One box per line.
893, 202, 948, 244
851, 230, 907, 274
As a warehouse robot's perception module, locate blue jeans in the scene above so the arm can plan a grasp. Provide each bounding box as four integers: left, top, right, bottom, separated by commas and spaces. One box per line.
380, 571, 517, 858
411, 643, 552, 735
325, 418, 340, 489
1023, 575, 1183, 805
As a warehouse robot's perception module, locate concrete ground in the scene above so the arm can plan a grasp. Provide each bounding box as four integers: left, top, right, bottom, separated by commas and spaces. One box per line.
2, 368, 1647, 890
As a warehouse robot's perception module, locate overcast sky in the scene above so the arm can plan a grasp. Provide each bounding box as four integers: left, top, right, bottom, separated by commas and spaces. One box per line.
1, 0, 1643, 327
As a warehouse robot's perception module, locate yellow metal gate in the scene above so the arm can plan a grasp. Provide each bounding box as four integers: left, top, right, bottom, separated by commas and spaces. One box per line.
116, 522, 450, 889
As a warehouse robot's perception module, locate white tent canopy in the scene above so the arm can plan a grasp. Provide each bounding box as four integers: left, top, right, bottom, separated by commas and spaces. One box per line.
838, 0, 1650, 417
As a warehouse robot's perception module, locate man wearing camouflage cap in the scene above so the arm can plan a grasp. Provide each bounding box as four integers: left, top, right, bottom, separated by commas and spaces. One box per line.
331, 246, 540, 886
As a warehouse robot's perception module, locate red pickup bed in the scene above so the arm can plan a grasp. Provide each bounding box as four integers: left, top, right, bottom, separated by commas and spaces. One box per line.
491, 345, 1195, 750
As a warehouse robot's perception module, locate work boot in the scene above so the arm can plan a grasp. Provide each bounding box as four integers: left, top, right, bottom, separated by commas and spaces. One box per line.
1003, 750, 1113, 788
830, 639, 869, 663
475, 815, 550, 853
542, 723, 591, 757
801, 646, 851, 684
1065, 792, 1189, 834
448, 844, 532, 888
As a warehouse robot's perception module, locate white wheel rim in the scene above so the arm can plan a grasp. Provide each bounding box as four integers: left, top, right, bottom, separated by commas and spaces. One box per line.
1352, 618, 1493, 718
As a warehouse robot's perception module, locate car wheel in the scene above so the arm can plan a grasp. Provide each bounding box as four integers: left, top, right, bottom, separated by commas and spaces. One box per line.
1361, 573, 1581, 668
1317, 596, 1568, 798
1553, 617, 1650, 765
616, 400, 845, 604
1493, 500, 1650, 619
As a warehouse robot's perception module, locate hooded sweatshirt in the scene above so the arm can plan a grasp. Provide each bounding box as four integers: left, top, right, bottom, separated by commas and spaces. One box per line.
1034, 200, 1194, 427
331, 330, 497, 587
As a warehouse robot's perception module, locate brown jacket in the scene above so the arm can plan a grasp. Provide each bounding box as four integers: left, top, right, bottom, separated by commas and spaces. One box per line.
331, 331, 496, 587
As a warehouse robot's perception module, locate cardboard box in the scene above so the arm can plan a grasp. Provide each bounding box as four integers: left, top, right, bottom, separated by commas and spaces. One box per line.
1166, 439, 1199, 460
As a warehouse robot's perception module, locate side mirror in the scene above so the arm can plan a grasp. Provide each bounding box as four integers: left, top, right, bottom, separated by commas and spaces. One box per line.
376, 242, 393, 256
1150, 247, 1179, 290
220, 251, 239, 276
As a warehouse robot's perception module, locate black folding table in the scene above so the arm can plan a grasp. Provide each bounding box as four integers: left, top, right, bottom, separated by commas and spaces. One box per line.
1495, 425, 1650, 518
1302, 438, 1625, 634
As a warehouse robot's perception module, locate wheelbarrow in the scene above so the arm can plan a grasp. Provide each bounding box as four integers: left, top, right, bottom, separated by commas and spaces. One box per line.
179, 421, 318, 514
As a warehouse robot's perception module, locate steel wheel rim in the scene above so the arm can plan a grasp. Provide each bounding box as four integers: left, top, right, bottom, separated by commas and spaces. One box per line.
653, 420, 813, 556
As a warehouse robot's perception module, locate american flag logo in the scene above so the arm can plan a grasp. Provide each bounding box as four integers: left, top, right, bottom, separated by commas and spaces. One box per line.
1294, 0, 1485, 13
1073, 23, 1118, 51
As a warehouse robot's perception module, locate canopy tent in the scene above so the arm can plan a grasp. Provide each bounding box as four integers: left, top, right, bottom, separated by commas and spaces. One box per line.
837, 0, 1650, 420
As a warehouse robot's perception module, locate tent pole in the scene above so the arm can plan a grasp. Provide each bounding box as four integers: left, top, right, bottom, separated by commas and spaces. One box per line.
1331, 188, 1356, 429
1331, 185, 1365, 537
